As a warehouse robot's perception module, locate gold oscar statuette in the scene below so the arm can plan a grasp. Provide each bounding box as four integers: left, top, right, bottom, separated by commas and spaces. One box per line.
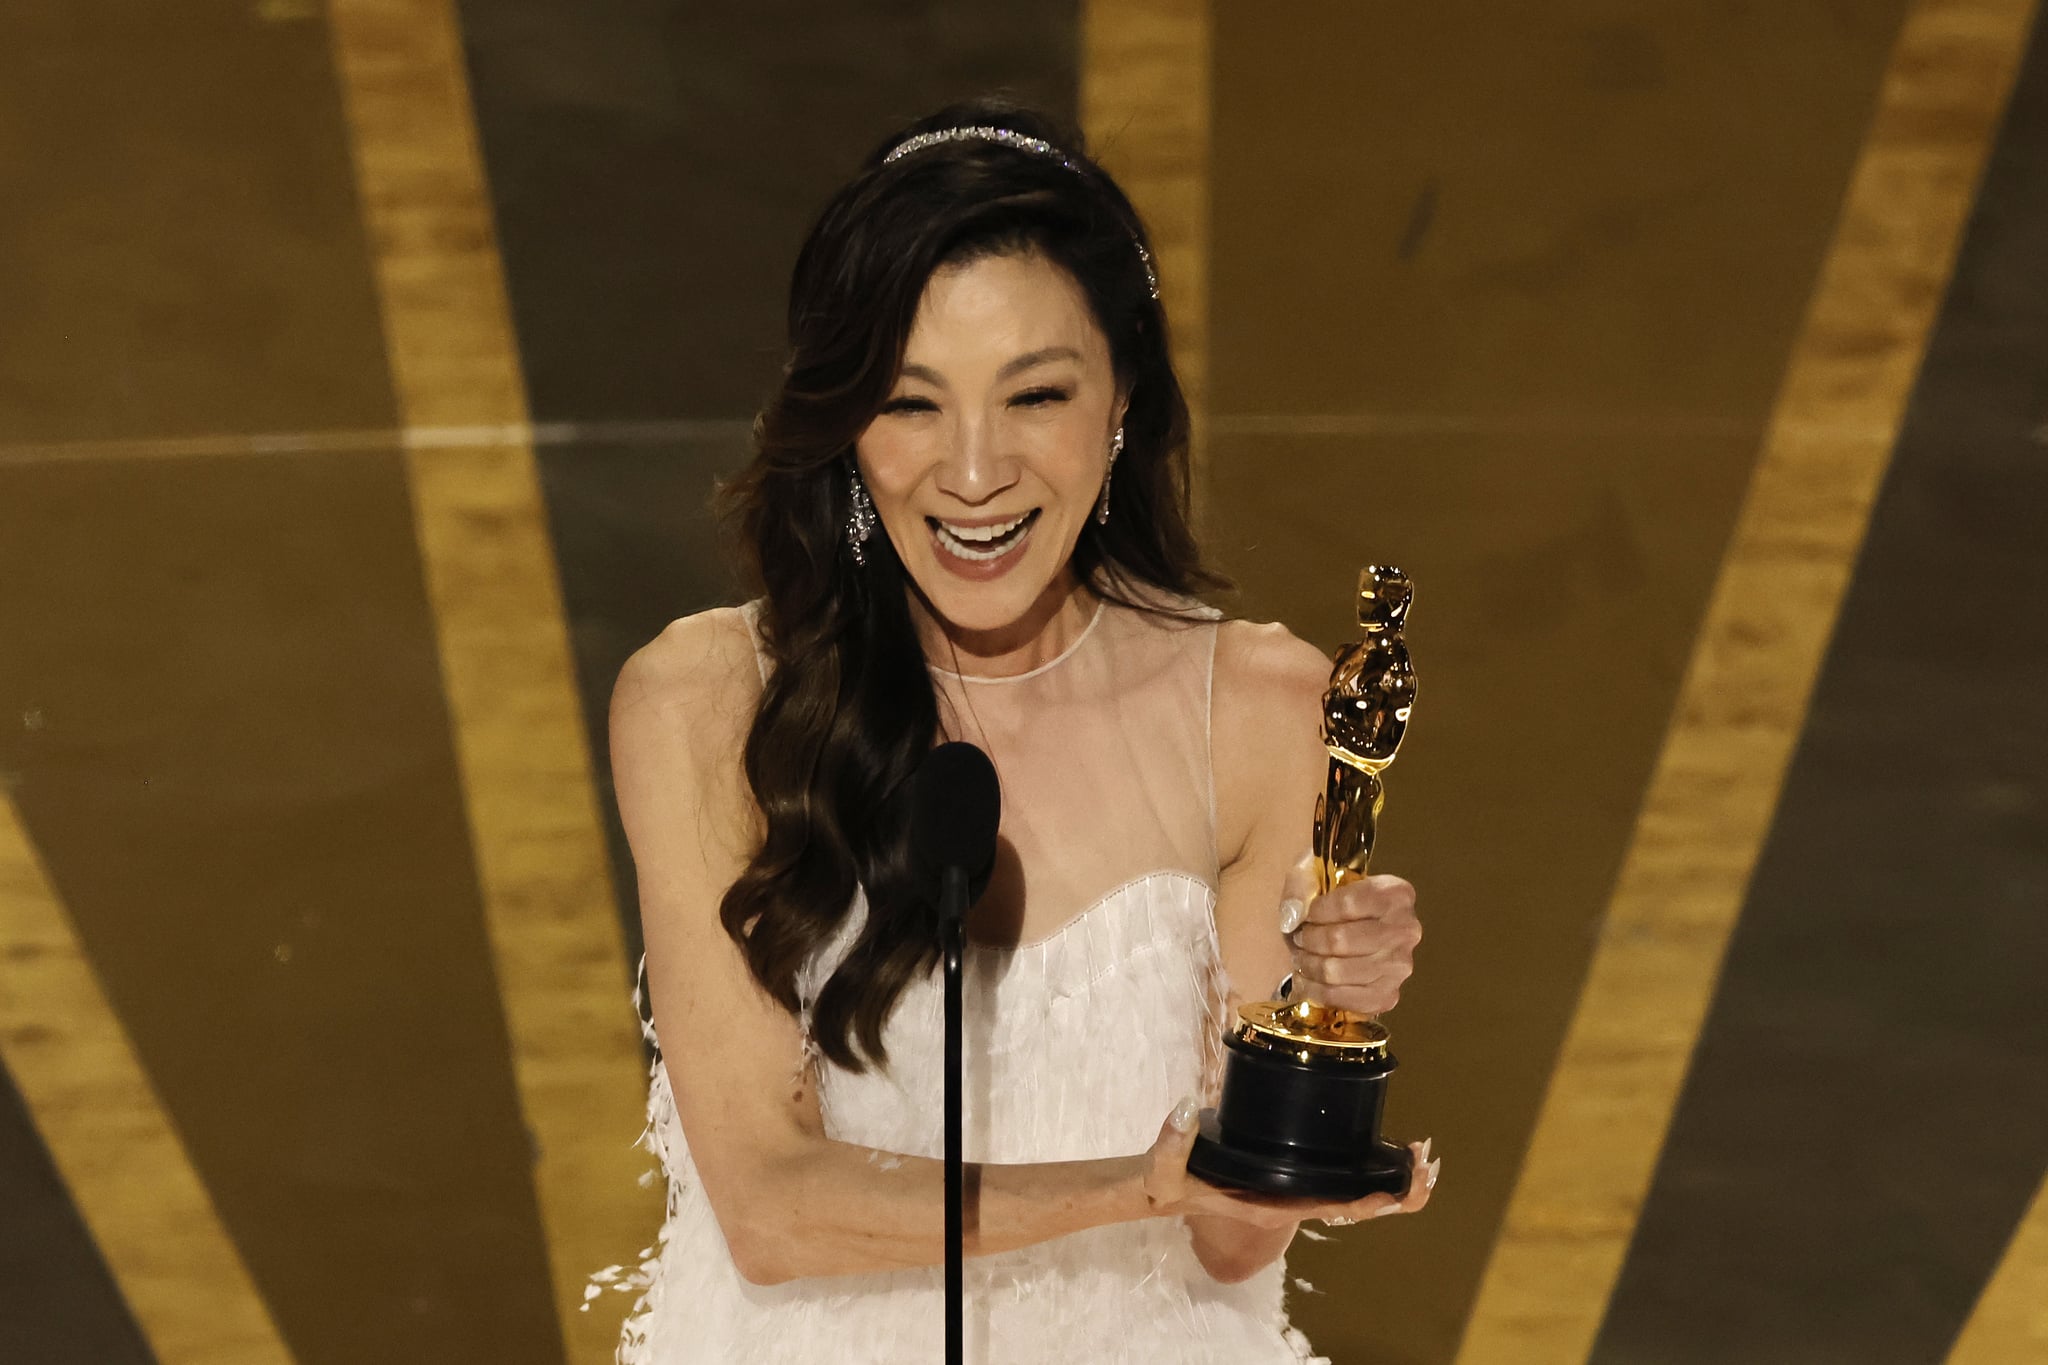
1186, 566, 1418, 1199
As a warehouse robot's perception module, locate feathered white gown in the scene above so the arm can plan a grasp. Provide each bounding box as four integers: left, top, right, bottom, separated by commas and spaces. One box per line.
609, 593, 1328, 1364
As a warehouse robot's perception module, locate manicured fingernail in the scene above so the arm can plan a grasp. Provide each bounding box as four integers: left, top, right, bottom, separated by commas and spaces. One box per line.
1373, 1200, 1404, 1217
1425, 1158, 1441, 1190
1170, 1095, 1199, 1132
1419, 1137, 1433, 1164
1279, 898, 1306, 935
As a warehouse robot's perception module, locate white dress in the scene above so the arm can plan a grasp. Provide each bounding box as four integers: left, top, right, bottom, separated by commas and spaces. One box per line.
608, 591, 1328, 1364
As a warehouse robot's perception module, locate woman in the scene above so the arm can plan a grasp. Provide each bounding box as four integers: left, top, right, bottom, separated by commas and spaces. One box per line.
605, 96, 1437, 1363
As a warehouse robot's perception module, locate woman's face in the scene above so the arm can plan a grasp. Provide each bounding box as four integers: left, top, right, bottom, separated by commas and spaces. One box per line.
855, 248, 1127, 646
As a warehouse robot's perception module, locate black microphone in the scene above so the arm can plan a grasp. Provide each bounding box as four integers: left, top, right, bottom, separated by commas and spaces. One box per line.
908, 741, 1001, 918
907, 739, 999, 1365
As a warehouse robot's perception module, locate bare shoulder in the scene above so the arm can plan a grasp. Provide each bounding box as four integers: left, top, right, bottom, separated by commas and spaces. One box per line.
610, 605, 765, 813
1212, 618, 1331, 867
612, 606, 762, 736
1213, 617, 1332, 710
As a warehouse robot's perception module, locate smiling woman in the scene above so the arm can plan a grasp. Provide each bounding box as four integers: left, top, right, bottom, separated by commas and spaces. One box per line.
603, 94, 1430, 1365
860, 255, 1124, 653
707, 99, 1217, 1084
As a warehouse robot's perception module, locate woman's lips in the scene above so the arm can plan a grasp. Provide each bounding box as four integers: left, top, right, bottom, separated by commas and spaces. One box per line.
928, 509, 1041, 579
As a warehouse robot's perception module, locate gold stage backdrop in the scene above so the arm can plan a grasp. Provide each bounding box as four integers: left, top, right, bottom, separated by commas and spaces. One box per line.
3, 3, 2046, 1363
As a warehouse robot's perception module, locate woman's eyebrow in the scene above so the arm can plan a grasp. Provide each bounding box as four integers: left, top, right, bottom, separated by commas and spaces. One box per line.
899, 346, 1082, 387
994, 345, 1082, 380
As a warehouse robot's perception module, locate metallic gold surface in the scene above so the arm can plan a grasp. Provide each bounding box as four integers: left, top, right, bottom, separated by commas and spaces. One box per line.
1239, 566, 1415, 1055
1234, 999, 1391, 1063
1313, 566, 1416, 897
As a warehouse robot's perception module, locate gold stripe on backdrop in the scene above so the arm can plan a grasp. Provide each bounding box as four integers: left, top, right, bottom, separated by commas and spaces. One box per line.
0, 801, 294, 1365
324, 1, 657, 1357
1453, 1, 2040, 1361
1079, 0, 1213, 529
1948, 1172, 2048, 1363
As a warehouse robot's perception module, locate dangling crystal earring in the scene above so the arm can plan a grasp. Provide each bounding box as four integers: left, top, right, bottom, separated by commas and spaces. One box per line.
846, 462, 878, 566
1095, 427, 1124, 526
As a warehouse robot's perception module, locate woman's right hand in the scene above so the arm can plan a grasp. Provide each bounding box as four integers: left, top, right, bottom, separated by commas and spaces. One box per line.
1139, 1097, 1437, 1229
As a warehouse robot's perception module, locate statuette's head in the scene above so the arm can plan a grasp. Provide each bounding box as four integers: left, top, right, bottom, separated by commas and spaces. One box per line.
1358, 566, 1412, 633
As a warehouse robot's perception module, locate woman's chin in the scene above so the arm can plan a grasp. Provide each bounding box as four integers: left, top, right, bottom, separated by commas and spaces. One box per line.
913, 577, 1042, 636
906, 557, 1064, 638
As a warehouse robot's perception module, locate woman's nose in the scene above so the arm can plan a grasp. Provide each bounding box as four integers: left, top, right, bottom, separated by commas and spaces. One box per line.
934, 420, 1020, 504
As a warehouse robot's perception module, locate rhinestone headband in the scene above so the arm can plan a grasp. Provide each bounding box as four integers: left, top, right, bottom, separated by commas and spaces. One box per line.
880, 125, 1161, 302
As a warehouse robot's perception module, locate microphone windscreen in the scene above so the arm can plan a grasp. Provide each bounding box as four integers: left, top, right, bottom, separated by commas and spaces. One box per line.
909, 741, 1001, 906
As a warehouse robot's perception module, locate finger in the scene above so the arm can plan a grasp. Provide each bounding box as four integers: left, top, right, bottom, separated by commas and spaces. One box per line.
1292, 917, 1417, 958
1298, 985, 1402, 1016
1282, 850, 1318, 902
1370, 1140, 1433, 1214
1396, 1139, 1439, 1212
1319, 1143, 1434, 1224
1301, 873, 1415, 926
1141, 1096, 1204, 1206
1292, 950, 1412, 990
1285, 973, 1397, 1017
1277, 852, 1318, 935
1156, 1095, 1201, 1156
1297, 1141, 1441, 1229
1310, 1193, 1405, 1225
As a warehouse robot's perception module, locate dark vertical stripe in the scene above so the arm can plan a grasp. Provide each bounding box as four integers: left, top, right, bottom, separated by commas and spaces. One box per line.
456, 0, 1083, 962
0, 1057, 156, 1365
1597, 12, 2048, 1362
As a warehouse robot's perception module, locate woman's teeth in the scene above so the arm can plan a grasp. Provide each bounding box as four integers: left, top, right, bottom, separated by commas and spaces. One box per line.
930, 510, 1039, 561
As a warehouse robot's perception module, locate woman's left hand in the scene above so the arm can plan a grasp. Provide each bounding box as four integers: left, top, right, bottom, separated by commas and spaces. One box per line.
1278, 852, 1421, 1015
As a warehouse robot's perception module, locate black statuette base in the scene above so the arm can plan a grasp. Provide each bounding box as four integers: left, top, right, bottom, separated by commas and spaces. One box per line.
1185, 1030, 1410, 1201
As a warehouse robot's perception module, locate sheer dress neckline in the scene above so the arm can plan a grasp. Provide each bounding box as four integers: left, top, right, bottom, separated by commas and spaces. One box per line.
926, 594, 1108, 684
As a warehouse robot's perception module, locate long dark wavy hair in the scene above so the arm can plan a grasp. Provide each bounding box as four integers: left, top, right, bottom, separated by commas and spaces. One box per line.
713, 95, 1233, 1072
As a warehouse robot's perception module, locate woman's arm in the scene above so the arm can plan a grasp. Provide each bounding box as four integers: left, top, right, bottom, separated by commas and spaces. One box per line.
614, 610, 1156, 1286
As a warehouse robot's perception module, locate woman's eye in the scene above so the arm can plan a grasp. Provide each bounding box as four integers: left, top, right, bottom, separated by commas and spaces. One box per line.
881, 396, 937, 414
1012, 387, 1071, 407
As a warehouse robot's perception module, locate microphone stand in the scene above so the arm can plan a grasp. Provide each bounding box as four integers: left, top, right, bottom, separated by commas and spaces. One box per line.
939, 864, 966, 1365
